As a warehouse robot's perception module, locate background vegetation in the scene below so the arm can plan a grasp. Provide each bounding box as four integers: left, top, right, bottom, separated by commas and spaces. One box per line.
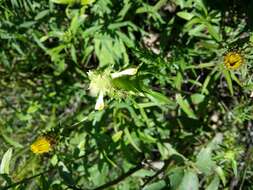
1, 0, 253, 189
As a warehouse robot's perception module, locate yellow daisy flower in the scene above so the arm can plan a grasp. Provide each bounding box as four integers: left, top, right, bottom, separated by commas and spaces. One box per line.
224, 51, 243, 70
30, 137, 53, 154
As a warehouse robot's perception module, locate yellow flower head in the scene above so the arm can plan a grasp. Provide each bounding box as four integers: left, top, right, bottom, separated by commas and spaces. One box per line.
30, 137, 54, 154
224, 51, 243, 70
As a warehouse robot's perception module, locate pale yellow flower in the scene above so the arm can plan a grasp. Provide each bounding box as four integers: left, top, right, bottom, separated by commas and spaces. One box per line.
88, 68, 138, 111
88, 70, 111, 97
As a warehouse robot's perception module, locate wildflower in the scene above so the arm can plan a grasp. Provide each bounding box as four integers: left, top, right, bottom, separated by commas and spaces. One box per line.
88, 68, 138, 110
224, 51, 243, 70
88, 70, 112, 111
95, 91, 105, 110
30, 137, 53, 154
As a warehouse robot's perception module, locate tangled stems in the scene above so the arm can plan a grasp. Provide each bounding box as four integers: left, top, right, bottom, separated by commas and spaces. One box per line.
2, 163, 144, 190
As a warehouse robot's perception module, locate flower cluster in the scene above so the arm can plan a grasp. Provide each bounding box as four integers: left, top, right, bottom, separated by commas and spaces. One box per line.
88, 68, 138, 110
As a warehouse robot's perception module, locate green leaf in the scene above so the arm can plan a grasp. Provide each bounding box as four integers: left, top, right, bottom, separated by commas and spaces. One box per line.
250, 33, 253, 43
231, 159, 238, 177
223, 69, 234, 96
81, 0, 95, 5
112, 77, 141, 93
34, 10, 50, 20
177, 11, 194, 20
168, 167, 184, 190
206, 175, 220, 190
176, 94, 197, 119
51, 0, 76, 5
27, 103, 40, 114
196, 134, 222, 175
215, 166, 226, 186
0, 148, 13, 174
124, 128, 141, 152
1, 133, 23, 148
196, 147, 215, 175
230, 72, 243, 87
143, 180, 166, 190
157, 143, 186, 161
112, 131, 123, 142
206, 23, 221, 42
58, 162, 75, 186
133, 169, 155, 178
201, 75, 211, 95
208, 133, 223, 150
19, 21, 36, 28
70, 45, 77, 63
144, 89, 175, 107
190, 93, 205, 105
178, 170, 199, 190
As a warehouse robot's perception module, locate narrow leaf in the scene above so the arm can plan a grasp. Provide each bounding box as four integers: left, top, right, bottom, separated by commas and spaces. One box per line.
176, 94, 197, 119
0, 148, 13, 174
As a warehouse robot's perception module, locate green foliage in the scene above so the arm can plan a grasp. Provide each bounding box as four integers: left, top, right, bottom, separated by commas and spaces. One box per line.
1, 0, 253, 189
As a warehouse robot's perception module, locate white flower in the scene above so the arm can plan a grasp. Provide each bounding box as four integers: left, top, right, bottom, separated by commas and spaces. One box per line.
111, 68, 138, 79
95, 91, 104, 110
88, 70, 111, 97
88, 67, 138, 111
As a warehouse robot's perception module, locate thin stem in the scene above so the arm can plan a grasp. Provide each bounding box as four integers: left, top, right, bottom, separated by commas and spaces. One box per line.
93, 163, 143, 190
141, 160, 170, 188
2, 170, 50, 190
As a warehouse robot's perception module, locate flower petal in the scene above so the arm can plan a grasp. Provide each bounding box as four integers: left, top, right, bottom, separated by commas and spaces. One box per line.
95, 92, 104, 110
111, 68, 138, 79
